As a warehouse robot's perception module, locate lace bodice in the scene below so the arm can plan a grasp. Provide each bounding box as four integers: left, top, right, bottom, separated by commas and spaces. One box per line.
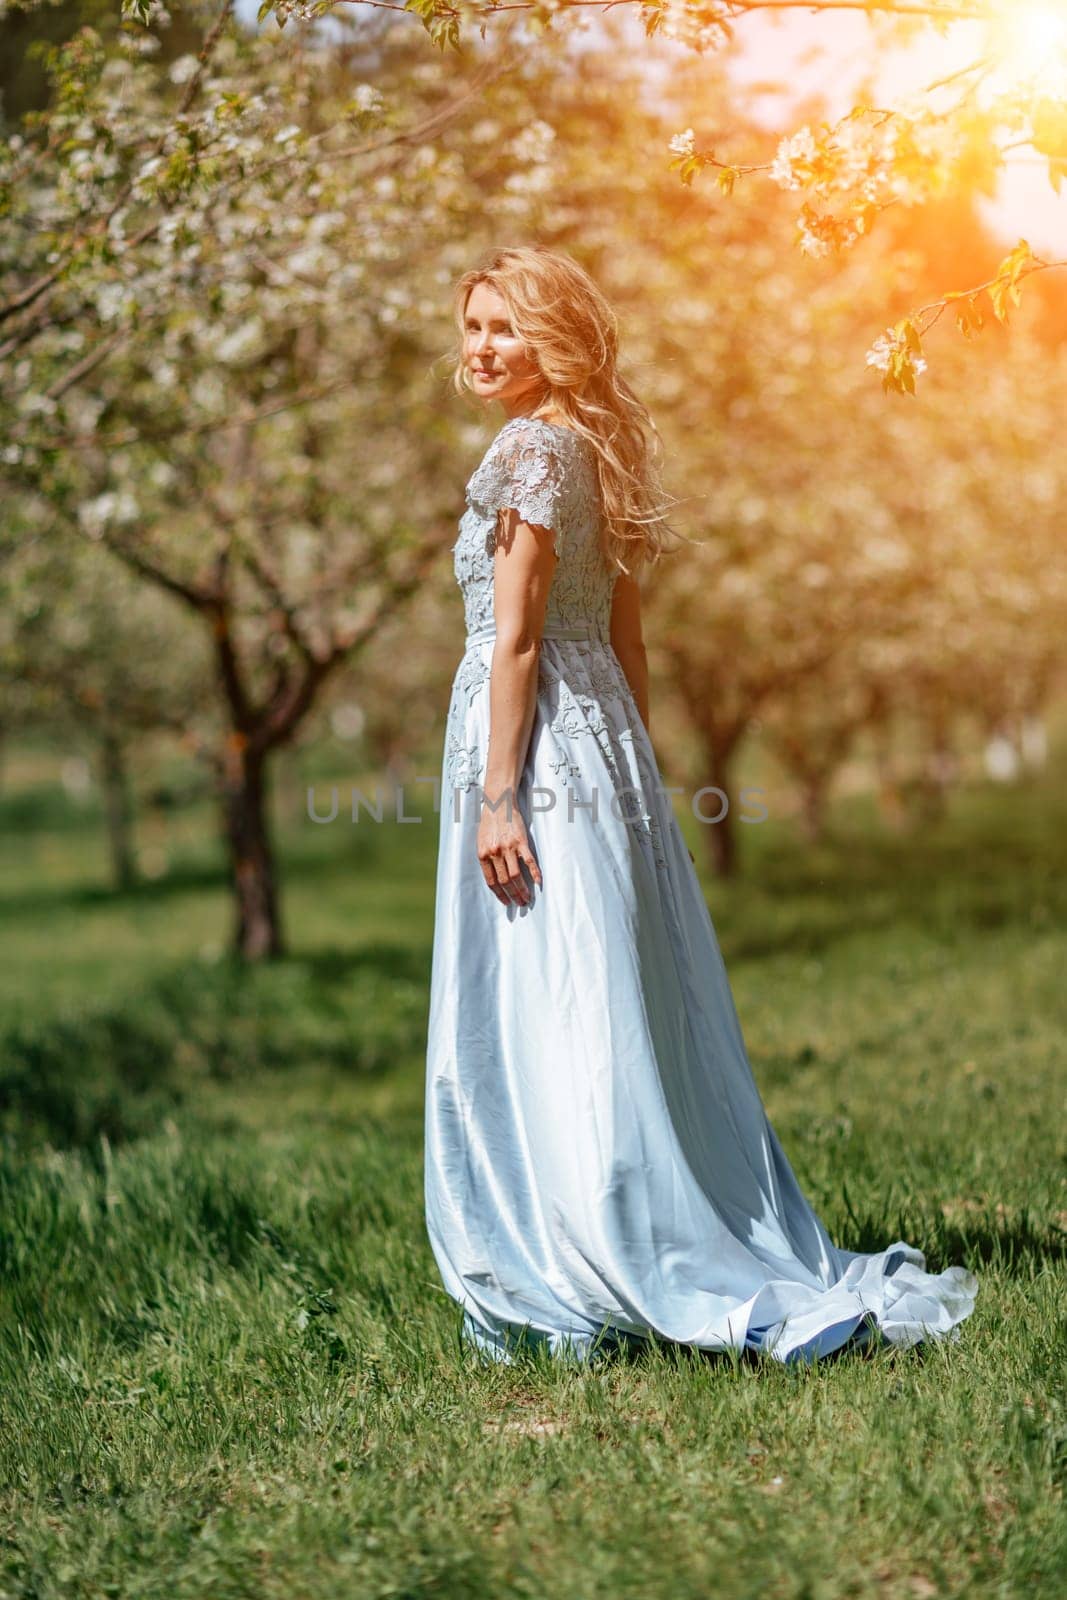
453, 416, 617, 641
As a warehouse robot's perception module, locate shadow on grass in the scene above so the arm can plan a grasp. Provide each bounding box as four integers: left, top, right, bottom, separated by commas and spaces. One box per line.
0, 831, 383, 920
0, 939, 432, 1154
701, 771, 1067, 963
827, 1187, 1066, 1275
936, 1214, 1067, 1270
464, 1316, 927, 1380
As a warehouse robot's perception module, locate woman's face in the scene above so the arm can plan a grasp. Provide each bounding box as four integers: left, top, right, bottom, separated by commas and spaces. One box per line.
462, 281, 545, 417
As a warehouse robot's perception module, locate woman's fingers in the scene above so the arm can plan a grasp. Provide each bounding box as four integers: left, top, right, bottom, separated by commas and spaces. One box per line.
503, 846, 529, 905
478, 839, 538, 906
522, 843, 543, 889
477, 812, 542, 908
479, 852, 510, 903
482, 846, 521, 905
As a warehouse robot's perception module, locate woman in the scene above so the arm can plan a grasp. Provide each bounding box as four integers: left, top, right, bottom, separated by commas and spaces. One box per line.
424, 244, 978, 1365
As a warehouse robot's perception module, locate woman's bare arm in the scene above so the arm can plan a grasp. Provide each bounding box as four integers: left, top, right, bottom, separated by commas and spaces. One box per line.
609, 571, 651, 737
475, 508, 556, 907
482, 508, 557, 807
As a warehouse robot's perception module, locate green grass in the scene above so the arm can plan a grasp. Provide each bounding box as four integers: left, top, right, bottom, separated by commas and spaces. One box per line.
1, 739, 1065, 1599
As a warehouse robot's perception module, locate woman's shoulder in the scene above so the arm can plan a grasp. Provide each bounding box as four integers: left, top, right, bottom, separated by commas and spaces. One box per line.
497, 413, 583, 446
487, 414, 587, 475
465, 414, 598, 532
468, 414, 577, 485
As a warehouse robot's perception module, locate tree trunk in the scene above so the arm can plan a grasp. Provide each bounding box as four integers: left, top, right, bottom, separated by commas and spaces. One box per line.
696, 734, 738, 879
920, 706, 956, 818
708, 803, 737, 877
799, 775, 826, 843
99, 729, 137, 891
872, 721, 905, 831
221, 743, 285, 961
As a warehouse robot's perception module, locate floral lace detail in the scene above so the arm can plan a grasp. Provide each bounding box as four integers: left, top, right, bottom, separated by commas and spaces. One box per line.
635, 795, 671, 874
550, 751, 582, 787
456, 417, 617, 639
445, 728, 484, 794
537, 639, 628, 705
453, 649, 491, 708
538, 644, 632, 781
467, 418, 569, 555
538, 648, 670, 872
445, 419, 670, 874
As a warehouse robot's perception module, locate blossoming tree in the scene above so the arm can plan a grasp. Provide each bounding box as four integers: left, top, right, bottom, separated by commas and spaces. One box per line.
1, 4, 530, 955
248, 0, 1067, 393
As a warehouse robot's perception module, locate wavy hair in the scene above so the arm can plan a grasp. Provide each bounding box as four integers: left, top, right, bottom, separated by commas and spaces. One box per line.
449, 246, 689, 578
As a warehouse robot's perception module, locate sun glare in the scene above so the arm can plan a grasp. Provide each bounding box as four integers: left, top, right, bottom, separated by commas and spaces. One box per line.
993, 0, 1067, 86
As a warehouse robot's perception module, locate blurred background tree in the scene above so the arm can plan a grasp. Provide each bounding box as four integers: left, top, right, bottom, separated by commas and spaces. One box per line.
2, 0, 1064, 953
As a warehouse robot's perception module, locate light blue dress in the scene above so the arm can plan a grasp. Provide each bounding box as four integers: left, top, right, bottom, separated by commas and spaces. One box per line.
424, 414, 979, 1365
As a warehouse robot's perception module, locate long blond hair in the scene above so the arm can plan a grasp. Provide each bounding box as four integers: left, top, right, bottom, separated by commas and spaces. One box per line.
450, 246, 687, 578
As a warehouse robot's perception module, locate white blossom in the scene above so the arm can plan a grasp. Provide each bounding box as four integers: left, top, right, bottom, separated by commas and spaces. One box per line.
863, 537, 911, 570
93, 282, 131, 323
190, 373, 225, 410
669, 128, 695, 158
215, 316, 266, 365
116, 29, 161, 60
865, 333, 894, 373
799, 225, 831, 260
509, 120, 556, 165
866, 330, 927, 378
771, 126, 818, 191
352, 83, 384, 114
168, 54, 199, 86
77, 491, 140, 537
308, 210, 346, 241
505, 167, 553, 195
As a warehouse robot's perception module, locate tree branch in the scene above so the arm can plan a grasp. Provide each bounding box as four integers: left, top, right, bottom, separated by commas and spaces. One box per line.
335, 0, 988, 21
31, 377, 358, 452
92, 528, 218, 611
0, 0, 235, 329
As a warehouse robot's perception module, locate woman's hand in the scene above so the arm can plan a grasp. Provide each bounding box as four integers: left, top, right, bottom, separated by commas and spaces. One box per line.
477, 788, 543, 907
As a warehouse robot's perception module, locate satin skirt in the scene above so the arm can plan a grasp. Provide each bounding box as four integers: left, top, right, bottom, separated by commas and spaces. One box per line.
424, 625, 979, 1365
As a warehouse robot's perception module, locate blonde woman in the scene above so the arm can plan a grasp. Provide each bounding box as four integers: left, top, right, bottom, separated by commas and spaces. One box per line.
424, 245, 978, 1365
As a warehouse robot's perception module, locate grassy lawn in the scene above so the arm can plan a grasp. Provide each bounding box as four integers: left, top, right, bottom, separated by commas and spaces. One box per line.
1, 737, 1064, 1599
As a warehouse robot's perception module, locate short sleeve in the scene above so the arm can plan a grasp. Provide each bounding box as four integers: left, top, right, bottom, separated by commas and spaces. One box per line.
469, 420, 568, 558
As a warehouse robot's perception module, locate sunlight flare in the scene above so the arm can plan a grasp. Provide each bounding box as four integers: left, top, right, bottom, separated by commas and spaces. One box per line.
991, 0, 1067, 86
